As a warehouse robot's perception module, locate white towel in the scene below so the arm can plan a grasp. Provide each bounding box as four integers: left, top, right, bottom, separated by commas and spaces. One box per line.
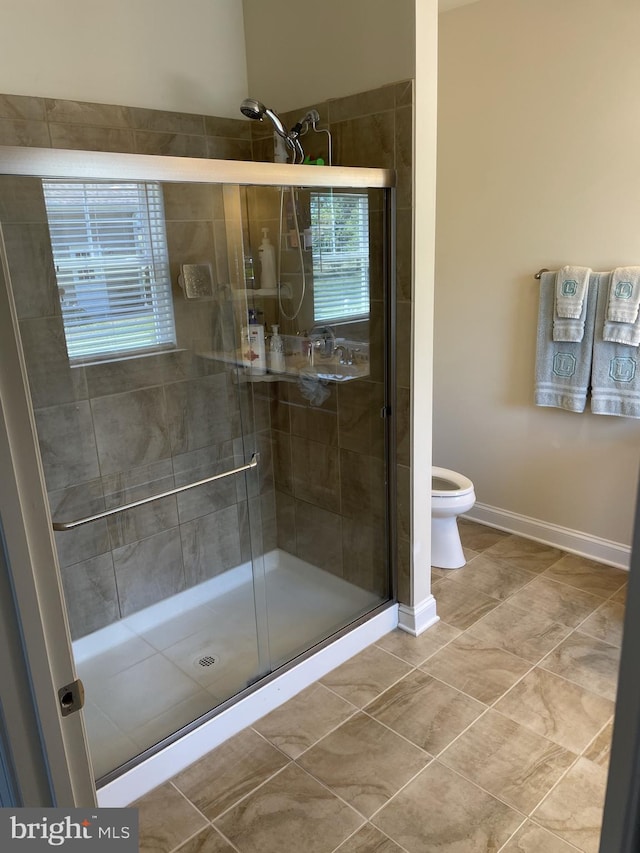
592, 273, 640, 418
602, 266, 640, 346
606, 266, 640, 322
555, 265, 591, 319
553, 266, 593, 343
535, 271, 598, 413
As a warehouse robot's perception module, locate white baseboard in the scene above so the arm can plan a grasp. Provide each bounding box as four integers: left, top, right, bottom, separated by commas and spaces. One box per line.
465, 503, 631, 570
97, 603, 398, 807
397, 596, 439, 636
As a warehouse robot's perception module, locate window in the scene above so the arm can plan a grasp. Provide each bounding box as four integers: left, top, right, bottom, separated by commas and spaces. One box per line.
310, 191, 370, 323
42, 181, 175, 362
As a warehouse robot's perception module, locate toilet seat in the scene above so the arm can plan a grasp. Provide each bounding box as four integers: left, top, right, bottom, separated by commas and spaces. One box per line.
432, 466, 474, 498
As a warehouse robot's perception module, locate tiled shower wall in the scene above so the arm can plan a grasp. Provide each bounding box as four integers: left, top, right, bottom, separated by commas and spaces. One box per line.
251, 82, 413, 603
0, 81, 414, 637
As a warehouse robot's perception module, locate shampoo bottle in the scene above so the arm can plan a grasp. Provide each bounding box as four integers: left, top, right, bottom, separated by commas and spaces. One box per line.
269, 324, 285, 373
242, 308, 266, 375
258, 228, 277, 291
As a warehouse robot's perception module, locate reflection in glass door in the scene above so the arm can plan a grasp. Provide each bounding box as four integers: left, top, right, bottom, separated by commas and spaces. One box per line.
0, 156, 393, 787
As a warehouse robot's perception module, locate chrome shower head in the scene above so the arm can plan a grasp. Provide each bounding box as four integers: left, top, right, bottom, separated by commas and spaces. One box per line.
240, 97, 305, 162
240, 98, 289, 139
240, 98, 266, 121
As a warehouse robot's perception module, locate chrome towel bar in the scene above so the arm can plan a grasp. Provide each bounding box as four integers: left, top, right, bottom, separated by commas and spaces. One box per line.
52, 453, 260, 531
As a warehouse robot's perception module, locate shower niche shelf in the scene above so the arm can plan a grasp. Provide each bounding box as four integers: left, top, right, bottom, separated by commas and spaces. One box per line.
197, 348, 369, 385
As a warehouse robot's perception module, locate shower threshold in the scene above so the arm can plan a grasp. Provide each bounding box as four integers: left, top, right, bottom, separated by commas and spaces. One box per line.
73, 550, 390, 786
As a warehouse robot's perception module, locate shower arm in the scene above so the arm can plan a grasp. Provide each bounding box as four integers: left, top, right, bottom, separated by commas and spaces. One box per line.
51, 454, 259, 531
259, 107, 304, 163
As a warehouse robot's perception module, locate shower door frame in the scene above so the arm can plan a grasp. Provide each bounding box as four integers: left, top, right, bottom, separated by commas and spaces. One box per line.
0, 145, 395, 806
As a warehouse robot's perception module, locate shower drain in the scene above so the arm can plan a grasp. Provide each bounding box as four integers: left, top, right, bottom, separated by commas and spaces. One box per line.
194, 653, 220, 669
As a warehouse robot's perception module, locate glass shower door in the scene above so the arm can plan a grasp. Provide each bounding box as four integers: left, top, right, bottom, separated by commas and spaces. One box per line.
239, 182, 392, 670
0, 173, 271, 782
0, 147, 394, 789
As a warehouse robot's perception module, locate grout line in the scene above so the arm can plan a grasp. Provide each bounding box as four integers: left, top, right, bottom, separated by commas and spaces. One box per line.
329, 822, 413, 853
164, 782, 219, 853
250, 700, 362, 763
494, 817, 529, 853
200, 760, 294, 825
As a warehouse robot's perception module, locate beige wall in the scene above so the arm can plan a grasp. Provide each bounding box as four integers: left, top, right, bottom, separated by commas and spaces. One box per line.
0, 0, 247, 117
242, 0, 415, 112
436, 0, 640, 548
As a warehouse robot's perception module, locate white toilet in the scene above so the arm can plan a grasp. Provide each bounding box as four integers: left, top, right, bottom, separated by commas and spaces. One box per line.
431, 467, 476, 569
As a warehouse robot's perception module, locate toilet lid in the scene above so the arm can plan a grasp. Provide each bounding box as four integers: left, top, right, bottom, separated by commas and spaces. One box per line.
432, 466, 474, 497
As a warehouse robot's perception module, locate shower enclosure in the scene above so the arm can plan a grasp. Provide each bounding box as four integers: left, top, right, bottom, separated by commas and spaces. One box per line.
0, 147, 395, 786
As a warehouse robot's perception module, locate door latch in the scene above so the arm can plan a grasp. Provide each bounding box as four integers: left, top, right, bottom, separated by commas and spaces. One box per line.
58, 678, 85, 717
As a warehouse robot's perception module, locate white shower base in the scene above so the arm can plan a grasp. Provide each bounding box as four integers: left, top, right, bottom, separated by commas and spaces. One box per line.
74, 549, 386, 782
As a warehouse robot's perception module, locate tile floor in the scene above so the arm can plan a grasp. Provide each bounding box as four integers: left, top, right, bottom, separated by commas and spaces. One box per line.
132, 521, 627, 853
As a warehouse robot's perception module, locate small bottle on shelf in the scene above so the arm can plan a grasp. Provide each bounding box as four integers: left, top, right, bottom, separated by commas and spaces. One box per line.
242, 308, 266, 375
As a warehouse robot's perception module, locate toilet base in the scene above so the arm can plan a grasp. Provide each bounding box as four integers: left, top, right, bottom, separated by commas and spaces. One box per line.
431, 515, 466, 569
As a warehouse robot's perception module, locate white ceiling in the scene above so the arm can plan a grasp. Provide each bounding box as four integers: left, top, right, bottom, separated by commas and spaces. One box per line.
439, 0, 482, 12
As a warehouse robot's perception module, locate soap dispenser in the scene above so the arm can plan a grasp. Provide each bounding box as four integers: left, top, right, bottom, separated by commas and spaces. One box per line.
258, 228, 277, 291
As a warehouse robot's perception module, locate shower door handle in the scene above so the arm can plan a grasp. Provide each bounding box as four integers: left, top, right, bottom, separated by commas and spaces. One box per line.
51, 453, 260, 531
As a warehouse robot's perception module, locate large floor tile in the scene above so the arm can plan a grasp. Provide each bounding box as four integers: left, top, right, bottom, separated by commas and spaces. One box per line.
172, 728, 289, 820
494, 667, 614, 754
543, 554, 628, 598
482, 535, 563, 574
365, 670, 485, 754
375, 621, 461, 666
499, 821, 577, 852
611, 584, 627, 604
334, 824, 405, 853
457, 519, 511, 553
533, 757, 608, 853
505, 576, 603, 629
214, 763, 364, 853
579, 600, 625, 647
174, 827, 238, 853
420, 634, 531, 704
135, 782, 208, 853
583, 721, 614, 769
253, 683, 356, 759
540, 632, 621, 701
320, 645, 412, 707
439, 710, 576, 814
297, 711, 430, 818
372, 761, 523, 853
431, 579, 500, 630
445, 553, 536, 602
466, 602, 571, 664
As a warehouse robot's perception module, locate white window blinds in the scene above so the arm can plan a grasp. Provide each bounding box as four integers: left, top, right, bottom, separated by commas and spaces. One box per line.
42, 180, 175, 362
310, 191, 370, 323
